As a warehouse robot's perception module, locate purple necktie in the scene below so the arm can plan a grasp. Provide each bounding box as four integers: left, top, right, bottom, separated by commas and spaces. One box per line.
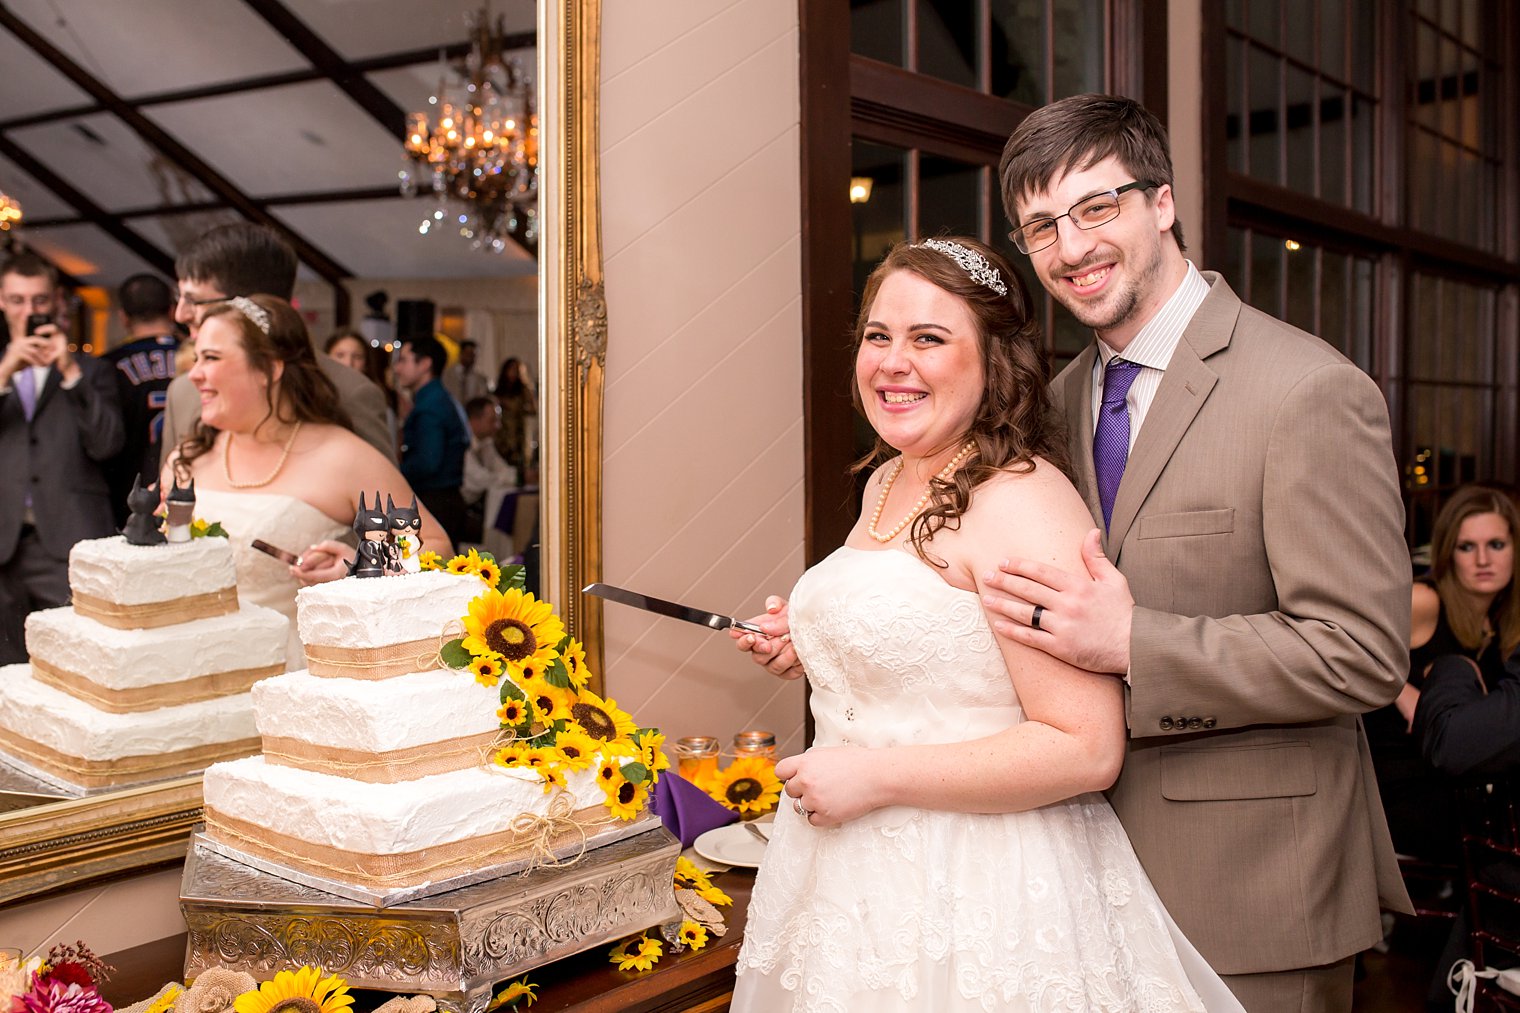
14, 365, 36, 421
1094, 358, 1142, 529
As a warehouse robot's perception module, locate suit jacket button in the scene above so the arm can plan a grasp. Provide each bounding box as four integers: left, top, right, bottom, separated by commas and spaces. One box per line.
1187, 717, 1203, 730
1159, 717, 1174, 731
1203, 717, 1216, 729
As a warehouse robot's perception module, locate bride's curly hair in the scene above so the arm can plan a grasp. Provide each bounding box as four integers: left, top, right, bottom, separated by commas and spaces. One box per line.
173, 294, 353, 482
850, 236, 1070, 565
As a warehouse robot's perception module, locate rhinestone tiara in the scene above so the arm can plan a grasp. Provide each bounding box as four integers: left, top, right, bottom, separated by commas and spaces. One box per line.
228, 296, 271, 335
914, 239, 1008, 298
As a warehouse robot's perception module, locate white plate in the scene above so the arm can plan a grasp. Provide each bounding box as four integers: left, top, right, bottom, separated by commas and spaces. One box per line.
693, 820, 771, 868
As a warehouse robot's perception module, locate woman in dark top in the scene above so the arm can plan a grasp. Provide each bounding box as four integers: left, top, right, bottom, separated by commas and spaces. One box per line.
1369, 484, 1520, 861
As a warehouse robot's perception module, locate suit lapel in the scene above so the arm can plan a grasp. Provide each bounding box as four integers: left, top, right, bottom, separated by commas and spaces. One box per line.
1105, 274, 1241, 555
31, 366, 61, 419
1056, 345, 1103, 529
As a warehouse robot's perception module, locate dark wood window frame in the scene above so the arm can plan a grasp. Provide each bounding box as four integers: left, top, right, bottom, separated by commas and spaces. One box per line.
799, 0, 1164, 562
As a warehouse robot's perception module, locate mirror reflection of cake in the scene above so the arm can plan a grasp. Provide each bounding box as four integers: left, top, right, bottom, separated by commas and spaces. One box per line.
200, 571, 621, 901
0, 535, 289, 794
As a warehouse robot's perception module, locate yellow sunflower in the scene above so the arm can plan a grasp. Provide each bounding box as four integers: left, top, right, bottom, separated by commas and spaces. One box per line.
520, 675, 574, 724
568, 688, 638, 743
461, 588, 565, 680
446, 553, 476, 576
673, 856, 712, 892
476, 557, 502, 588
560, 638, 591, 689
419, 550, 443, 571
489, 978, 537, 1010
602, 775, 648, 820
233, 966, 353, 1013
678, 920, 708, 952
492, 743, 528, 768
708, 757, 782, 816
634, 729, 670, 784
142, 985, 181, 1013
552, 728, 599, 770
596, 758, 622, 790
497, 698, 531, 728
608, 934, 662, 972
470, 653, 505, 687
697, 882, 733, 907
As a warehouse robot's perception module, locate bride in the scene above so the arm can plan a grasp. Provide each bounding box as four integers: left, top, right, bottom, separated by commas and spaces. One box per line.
730, 238, 1241, 1011
165, 294, 450, 661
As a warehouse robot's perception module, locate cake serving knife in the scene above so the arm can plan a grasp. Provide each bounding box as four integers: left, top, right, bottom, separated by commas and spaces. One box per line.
583, 582, 766, 635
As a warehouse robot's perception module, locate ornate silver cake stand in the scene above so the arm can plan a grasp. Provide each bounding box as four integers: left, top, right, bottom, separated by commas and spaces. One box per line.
180, 818, 681, 1013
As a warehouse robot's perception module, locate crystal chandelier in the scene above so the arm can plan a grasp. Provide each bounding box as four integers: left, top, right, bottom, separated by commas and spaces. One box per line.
0, 186, 20, 232
399, 6, 538, 253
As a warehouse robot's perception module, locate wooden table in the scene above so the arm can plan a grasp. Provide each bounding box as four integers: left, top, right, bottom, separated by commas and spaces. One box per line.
101, 871, 755, 1013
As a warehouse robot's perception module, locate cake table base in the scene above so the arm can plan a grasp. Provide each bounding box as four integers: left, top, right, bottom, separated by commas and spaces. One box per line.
180, 821, 682, 1013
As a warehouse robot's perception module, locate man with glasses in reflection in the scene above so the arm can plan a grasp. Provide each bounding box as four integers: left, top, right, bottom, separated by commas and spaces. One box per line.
0, 252, 123, 663
978, 94, 1412, 1010
159, 223, 395, 467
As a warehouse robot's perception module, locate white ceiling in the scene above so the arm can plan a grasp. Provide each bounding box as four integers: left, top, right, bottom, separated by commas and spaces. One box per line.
0, 0, 537, 295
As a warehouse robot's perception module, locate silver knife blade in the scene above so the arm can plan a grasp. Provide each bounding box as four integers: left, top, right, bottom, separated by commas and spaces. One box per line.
583, 582, 765, 635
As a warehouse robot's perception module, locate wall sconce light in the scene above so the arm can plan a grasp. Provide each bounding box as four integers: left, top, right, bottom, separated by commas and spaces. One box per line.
849, 176, 874, 204
1283, 239, 1301, 252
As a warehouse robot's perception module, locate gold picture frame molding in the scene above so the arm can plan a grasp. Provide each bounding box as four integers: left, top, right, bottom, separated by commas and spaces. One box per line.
0, 0, 607, 905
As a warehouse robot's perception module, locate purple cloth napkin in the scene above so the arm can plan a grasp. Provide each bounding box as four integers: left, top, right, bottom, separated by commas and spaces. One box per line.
652, 772, 738, 848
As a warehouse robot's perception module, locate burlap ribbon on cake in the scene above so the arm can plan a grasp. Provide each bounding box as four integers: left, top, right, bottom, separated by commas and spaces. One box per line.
0, 727, 259, 788
31, 657, 283, 714
262, 730, 502, 783
71, 587, 238, 630
203, 791, 617, 888
302, 637, 444, 680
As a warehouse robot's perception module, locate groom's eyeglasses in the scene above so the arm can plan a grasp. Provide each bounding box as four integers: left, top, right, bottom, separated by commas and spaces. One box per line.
1010, 180, 1158, 255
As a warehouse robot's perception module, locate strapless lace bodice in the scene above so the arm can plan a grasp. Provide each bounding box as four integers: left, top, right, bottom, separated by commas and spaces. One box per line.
194, 490, 352, 666
732, 546, 1241, 1012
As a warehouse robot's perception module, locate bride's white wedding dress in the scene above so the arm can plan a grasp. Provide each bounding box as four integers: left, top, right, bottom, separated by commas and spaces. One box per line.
732, 547, 1244, 1012
194, 489, 352, 666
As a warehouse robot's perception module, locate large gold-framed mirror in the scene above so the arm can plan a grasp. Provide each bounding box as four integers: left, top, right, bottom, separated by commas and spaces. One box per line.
0, 0, 603, 905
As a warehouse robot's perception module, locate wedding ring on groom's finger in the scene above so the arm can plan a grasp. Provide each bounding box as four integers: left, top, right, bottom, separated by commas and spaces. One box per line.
1030, 604, 1045, 631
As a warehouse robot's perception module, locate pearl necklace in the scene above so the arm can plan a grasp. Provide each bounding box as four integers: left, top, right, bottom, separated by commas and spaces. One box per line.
867, 441, 975, 543
223, 420, 303, 489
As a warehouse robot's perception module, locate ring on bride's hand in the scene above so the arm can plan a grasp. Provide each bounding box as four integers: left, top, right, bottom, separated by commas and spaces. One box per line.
794, 798, 809, 818
1031, 604, 1045, 631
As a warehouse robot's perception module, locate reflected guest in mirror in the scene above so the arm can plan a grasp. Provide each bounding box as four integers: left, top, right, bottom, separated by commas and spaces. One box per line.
492, 355, 536, 474
393, 334, 470, 548
164, 294, 449, 663
443, 339, 490, 406
101, 273, 180, 528
0, 252, 124, 663
327, 328, 400, 452
159, 223, 397, 468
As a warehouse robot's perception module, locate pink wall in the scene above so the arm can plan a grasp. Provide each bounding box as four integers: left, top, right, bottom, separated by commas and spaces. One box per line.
599, 0, 808, 758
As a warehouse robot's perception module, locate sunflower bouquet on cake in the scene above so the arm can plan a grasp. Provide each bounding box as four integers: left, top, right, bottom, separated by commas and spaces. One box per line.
425, 551, 668, 820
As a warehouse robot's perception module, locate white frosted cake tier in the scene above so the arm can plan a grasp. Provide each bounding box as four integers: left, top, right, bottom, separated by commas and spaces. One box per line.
253, 669, 500, 751
297, 571, 484, 648
203, 755, 607, 854
27, 603, 288, 697
68, 535, 236, 606
0, 665, 256, 759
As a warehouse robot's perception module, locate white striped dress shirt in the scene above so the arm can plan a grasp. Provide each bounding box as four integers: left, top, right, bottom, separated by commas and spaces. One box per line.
1090, 261, 1212, 449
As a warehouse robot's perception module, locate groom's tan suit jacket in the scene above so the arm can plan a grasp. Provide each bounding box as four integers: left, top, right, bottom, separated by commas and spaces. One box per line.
1051, 273, 1412, 975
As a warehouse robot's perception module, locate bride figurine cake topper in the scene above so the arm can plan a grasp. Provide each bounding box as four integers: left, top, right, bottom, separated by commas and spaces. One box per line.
385, 494, 423, 575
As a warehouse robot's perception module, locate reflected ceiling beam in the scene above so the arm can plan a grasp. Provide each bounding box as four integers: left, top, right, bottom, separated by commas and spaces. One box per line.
0, 2, 352, 302
24, 185, 407, 227
241, 0, 407, 138
0, 40, 516, 132
0, 133, 174, 276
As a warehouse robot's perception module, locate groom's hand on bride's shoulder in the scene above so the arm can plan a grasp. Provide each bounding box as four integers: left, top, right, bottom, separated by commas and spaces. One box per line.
731, 595, 807, 680
982, 528, 1134, 675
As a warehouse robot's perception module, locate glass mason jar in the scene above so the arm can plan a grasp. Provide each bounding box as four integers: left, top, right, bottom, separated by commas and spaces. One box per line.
674, 735, 720, 783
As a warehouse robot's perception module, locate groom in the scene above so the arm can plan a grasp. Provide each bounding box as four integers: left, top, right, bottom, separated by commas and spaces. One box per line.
739, 94, 1411, 1011
979, 94, 1411, 1010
